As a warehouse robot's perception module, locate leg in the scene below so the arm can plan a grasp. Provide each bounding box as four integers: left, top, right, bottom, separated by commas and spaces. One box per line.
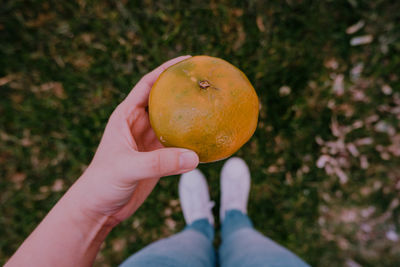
219, 210, 309, 267
218, 158, 310, 267
120, 218, 215, 267
120, 169, 216, 267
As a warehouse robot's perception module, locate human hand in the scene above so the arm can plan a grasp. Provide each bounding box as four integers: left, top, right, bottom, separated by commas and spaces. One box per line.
73, 55, 199, 225
5, 56, 199, 267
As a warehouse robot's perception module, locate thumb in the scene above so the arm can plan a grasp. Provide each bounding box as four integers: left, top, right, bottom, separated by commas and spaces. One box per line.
133, 148, 199, 179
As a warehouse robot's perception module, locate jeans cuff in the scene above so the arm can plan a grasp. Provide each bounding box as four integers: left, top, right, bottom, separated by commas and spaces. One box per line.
185, 218, 214, 241
221, 209, 253, 238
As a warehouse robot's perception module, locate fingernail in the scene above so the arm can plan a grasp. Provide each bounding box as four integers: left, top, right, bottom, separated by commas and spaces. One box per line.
179, 151, 198, 170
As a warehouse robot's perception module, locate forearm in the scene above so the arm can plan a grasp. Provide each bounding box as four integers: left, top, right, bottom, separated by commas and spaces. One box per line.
6, 178, 115, 267
6, 56, 196, 266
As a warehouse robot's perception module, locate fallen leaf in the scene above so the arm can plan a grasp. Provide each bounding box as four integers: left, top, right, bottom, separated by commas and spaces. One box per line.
51, 179, 64, 192
256, 16, 265, 32
346, 20, 365, 34
165, 217, 176, 230
267, 164, 279, 173
374, 121, 395, 136
347, 143, 360, 157
0, 75, 15, 86
332, 74, 344, 95
334, 167, 348, 184
350, 63, 364, 82
350, 35, 373, 46
25, 13, 55, 28
11, 173, 26, 189
381, 84, 392, 95
325, 58, 339, 70
317, 155, 331, 168
360, 155, 369, 169
386, 230, 399, 242
111, 238, 126, 252
233, 25, 246, 51
279, 85, 291, 96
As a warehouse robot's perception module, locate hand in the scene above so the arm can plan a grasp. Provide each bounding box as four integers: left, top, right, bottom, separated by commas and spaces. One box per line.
6, 56, 199, 267
75, 55, 199, 225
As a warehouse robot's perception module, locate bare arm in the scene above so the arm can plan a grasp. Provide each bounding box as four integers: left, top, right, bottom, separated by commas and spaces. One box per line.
6, 180, 114, 266
6, 55, 199, 267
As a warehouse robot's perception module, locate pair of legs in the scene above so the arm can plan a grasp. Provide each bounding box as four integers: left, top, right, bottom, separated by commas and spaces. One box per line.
120, 158, 309, 267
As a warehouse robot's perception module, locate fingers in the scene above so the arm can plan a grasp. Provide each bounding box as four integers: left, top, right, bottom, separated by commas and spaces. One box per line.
122, 55, 192, 109
130, 148, 199, 180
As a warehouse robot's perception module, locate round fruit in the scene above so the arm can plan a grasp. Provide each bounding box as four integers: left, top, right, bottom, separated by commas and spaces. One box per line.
149, 55, 259, 163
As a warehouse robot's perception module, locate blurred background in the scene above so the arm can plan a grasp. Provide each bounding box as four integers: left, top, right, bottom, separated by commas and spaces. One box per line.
1, 0, 400, 266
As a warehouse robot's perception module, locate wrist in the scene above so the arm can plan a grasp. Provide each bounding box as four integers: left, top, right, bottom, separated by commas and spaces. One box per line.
47, 180, 118, 265
65, 175, 121, 230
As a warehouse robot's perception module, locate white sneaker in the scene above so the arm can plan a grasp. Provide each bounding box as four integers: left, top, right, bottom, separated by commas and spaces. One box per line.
220, 157, 251, 222
179, 169, 215, 226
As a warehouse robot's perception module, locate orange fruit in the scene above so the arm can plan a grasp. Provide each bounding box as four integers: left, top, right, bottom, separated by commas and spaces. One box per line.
149, 55, 259, 162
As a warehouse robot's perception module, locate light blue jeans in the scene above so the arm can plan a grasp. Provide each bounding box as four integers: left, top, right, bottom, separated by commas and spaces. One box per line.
120, 210, 310, 267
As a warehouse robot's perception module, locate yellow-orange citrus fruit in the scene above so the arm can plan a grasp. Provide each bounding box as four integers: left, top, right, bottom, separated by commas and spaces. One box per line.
149, 55, 259, 162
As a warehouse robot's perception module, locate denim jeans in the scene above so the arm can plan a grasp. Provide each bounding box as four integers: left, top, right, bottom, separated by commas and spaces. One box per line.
120, 210, 310, 267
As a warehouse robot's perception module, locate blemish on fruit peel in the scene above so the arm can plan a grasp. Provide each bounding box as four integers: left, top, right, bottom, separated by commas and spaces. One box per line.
216, 135, 230, 147
190, 76, 197, 83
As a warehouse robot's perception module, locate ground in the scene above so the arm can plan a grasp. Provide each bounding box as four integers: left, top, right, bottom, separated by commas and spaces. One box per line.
1, 1, 400, 266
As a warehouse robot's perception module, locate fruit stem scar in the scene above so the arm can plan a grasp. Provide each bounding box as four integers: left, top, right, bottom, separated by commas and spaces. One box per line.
199, 80, 220, 90
199, 80, 210, 89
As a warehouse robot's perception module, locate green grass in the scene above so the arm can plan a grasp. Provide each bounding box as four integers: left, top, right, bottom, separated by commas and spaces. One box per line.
1, 1, 400, 266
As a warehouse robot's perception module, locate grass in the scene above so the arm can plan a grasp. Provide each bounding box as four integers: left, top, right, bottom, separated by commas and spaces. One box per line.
1, 0, 400, 266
